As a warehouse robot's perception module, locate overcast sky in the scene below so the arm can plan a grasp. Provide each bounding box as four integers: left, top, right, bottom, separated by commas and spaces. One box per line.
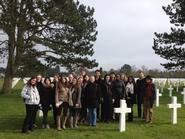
79, 0, 172, 70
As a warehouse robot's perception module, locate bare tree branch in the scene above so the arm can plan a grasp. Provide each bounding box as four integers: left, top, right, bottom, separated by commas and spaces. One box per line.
0, 40, 8, 45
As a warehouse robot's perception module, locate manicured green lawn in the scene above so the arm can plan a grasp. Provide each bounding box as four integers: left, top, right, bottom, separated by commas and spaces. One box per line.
0, 81, 185, 139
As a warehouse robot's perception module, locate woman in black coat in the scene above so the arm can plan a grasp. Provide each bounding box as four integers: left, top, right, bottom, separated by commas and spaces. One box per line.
79, 75, 89, 124
84, 76, 101, 126
101, 74, 113, 123
40, 77, 53, 129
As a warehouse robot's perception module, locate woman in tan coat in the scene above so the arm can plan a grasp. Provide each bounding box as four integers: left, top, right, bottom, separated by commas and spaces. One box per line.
55, 75, 69, 130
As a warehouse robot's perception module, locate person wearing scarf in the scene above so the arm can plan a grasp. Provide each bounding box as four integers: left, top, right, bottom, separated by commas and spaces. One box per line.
143, 75, 156, 123
125, 76, 136, 122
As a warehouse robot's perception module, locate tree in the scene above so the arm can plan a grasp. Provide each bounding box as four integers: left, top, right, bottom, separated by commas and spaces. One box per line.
0, 0, 98, 93
153, 0, 185, 70
120, 64, 132, 75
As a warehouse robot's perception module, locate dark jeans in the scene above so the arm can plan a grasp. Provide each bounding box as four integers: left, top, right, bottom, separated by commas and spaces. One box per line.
42, 105, 51, 126
52, 103, 57, 125
88, 108, 97, 126
97, 104, 100, 120
126, 99, 133, 121
79, 105, 87, 123
113, 97, 122, 120
137, 96, 143, 118
102, 99, 113, 122
22, 104, 38, 133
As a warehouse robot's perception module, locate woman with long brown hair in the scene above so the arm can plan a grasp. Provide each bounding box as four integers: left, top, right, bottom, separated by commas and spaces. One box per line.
69, 77, 82, 128
55, 75, 70, 130
21, 77, 40, 133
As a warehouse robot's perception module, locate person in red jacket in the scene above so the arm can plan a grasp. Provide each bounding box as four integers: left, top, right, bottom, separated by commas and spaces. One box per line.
143, 75, 156, 124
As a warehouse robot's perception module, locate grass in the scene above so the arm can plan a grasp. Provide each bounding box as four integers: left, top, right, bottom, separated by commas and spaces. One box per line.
0, 80, 185, 139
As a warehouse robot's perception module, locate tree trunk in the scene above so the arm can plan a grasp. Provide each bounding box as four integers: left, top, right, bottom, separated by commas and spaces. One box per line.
1, 36, 16, 94
1, 0, 17, 94
2, 65, 13, 94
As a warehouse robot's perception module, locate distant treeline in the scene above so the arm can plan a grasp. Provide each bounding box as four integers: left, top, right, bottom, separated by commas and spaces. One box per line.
0, 64, 185, 78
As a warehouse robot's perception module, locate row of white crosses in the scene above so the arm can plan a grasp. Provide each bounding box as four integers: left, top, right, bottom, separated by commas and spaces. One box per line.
114, 88, 185, 132
154, 87, 184, 125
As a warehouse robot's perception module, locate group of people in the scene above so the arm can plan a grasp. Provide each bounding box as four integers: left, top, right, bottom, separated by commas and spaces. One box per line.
21, 70, 156, 133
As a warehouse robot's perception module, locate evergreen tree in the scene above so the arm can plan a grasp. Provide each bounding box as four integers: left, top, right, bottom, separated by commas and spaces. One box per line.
153, 0, 185, 70
0, 0, 98, 93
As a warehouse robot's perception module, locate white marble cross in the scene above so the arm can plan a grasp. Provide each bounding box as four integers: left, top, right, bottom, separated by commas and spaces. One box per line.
168, 85, 174, 97
114, 99, 131, 132
181, 88, 185, 104
156, 89, 162, 107
12, 78, 21, 88
167, 96, 181, 124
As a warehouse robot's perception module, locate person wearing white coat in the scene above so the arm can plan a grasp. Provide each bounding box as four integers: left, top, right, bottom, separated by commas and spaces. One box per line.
21, 77, 40, 133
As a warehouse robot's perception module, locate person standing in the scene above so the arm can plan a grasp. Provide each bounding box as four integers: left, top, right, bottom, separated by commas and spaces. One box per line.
101, 74, 113, 123
120, 73, 128, 85
40, 77, 53, 129
110, 72, 116, 83
84, 76, 101, 127
94, 70, 103, 121
68, 74, 74, 85
69, 77, 82, 128
32, 74, 43, 128
125, 76, 136, 122
112, 74, 126, 120
143, 76, 156, 123
55, 75, 70, 130
79, 74, 89, 124
136, 71, 145, 118
21, 77, 40, 133
51, 74, 59, 126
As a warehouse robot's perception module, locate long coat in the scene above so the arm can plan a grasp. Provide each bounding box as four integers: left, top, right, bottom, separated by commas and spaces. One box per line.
84, 82, 101, 108
136, 78, 145, 104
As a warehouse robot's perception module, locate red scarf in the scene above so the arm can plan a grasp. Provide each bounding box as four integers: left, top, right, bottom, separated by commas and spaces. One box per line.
146, 82, 152, 97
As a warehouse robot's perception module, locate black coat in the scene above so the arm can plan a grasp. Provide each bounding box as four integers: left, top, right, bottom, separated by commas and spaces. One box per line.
112, 80, 126, 99
84, 82, 101, 108
51, 81, 57, 104
136, 78, 145, 104
40, 86, 53, 107
37, 81, 43, 96
102, 81, 112, 103
95, 77, 103, 103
